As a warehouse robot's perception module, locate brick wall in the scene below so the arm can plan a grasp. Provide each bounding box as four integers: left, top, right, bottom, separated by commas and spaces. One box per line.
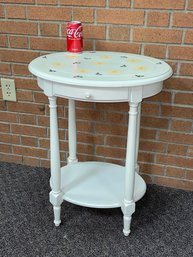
0, 0, 193, 190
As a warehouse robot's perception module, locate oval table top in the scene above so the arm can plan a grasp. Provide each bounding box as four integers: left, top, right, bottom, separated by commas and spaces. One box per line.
28, 51, 172, 88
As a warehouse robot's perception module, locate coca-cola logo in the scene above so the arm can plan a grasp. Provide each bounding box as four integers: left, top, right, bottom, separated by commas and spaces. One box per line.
67, 26, 82, 38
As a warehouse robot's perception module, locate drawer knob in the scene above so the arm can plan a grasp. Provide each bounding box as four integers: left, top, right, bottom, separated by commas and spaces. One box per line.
85, 92, 91, 99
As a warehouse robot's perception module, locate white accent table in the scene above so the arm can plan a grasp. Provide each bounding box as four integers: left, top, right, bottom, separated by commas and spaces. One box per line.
29, 51, 172, 236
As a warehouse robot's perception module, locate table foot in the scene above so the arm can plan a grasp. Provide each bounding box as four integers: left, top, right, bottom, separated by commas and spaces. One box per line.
122, 200, 135, 236
49, 191, 63, 227
123, 216, 132, 236
53, 206, 61, 226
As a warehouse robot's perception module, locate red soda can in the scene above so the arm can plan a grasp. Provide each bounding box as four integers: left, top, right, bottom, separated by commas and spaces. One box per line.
66, 21, 83, 53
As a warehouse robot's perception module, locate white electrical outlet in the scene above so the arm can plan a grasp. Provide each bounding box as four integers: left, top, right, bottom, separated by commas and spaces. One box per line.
1, 78, 17, 101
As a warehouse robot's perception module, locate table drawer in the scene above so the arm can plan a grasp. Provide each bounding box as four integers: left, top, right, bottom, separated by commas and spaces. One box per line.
53, 83, 130, 102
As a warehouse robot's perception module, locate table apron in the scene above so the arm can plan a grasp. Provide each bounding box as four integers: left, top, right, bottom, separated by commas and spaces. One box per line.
37, 78, 163, 102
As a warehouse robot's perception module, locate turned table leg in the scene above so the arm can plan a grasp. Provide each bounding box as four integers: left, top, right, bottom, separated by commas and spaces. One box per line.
135, 102, 141, 173
48, 96, 63, 226
67, 99, 78, 164
122, 102, 140, 236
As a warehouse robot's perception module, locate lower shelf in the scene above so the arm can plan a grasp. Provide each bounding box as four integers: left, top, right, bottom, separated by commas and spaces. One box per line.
60, 161, 146, 208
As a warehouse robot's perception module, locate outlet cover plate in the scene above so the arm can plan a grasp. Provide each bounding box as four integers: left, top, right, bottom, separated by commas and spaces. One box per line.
1, 78, 17, 101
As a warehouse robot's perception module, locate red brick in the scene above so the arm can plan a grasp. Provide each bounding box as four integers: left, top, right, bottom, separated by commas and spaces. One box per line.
12, 64, 30, 76
0, 153, 22, 164
147, 11, 169, 27
134, 0, 185, 10
140, 163, 164, 175
9, 36, 28, 49
82, 25, 106, 39
154, 176, 193, 191
188, 146, 193, 157
96, 146, 125, 159
0, 143, 12, 153
172, 12, 193, 28
171, 120, 192, 132
0, 49, 39, 63
186, 170, 193, 180
168, 46, 193, 61
36, 0, 57, 4
105, 136, 126, 148
174, 92, 193, 105
0, 63, 11, 75
15, 78, 40, 91
0, 35, 7, 47
0, 133, 20, 144
7, 102, 45, 115
161, 105, 193, 119
184, 30, 193, 44
147, 91, 172, 103
167, 144, 188, 156
138, 151, 154, 163
180, 63, 193, 76
141, 102, 160, 116
39, 23, 59, 37
108, 26, 129, 41
77, 120, 94, 133
133, 28, 182, 43
77, 143, 94, 155
39, 138, 49, 148
0, 123, 10, 133
23, 156, 40, 167
34, 92, 48, 103
188, 0, 193, 9
141, 117, 169, 129
144, 44, 166, 58
77, 132, 104, 145
16, 90, 33, 101
19, 114, 36, 125
97, 9, 144, 25
21, 136, 37, 147
40, 159, 50, 168
159, 131, 193, 145
13, 145, 48, 158
164, 78, 193, 91
96, 41, 140, 54
140, 128, 157, 140
166, 167, 185, 178
156, 154, 193, 169
76, 109, 102, 121
0, 112, 18, 122
0, 21, 37, 35
6, 5, 26, 19
109, 0, 130, 7
139, 140, 166, 153
167, 61, 178, 75
95, 123, 127, 136
27, 6, 71, 21
0, 0, 34, 2
0, 101, 6, 111
11, 124, 47, 137
30, 37, 65, 51
0, 5, 4, 17
73, 8, 94, 23
105, 112, 126, 124
61, 0, 105, 6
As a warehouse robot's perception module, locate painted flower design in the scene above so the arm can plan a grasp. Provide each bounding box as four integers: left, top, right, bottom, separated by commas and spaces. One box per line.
51, 62, 65, 68
93, 61, 106, 66
108, 69, 122, 75
77, 68, 90, 74
100, 55, 112, 59
135, 66, 148, 71
128, 59, 141, 63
